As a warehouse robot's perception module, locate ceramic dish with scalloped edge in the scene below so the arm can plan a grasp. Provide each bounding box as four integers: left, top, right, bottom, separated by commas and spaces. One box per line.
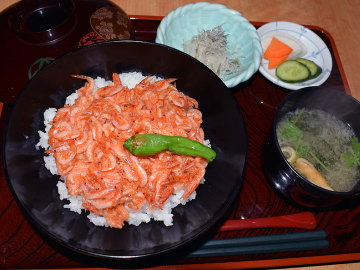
155, 2, 262, 88
257, 21, 332, 90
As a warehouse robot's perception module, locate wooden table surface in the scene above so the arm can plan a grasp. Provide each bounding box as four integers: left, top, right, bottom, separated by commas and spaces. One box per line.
0, 1, 359, 269
1, 0, 359, 102
119, 0, 360, 101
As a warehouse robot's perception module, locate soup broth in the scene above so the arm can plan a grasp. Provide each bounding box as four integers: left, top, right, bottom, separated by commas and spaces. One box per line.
277, 109, 359, 192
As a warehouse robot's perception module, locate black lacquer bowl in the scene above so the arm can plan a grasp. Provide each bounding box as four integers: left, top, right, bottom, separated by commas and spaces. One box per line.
264, 86, 360, 210
2, 41, 247, 259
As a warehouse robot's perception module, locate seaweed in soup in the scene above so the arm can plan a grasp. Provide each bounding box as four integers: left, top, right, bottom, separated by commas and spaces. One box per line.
277, 108, 359, 192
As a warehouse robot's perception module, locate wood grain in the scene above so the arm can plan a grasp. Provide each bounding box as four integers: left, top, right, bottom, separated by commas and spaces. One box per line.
0, 1, 359, 269
0, 0, 359, 101
116, 0, 360, 101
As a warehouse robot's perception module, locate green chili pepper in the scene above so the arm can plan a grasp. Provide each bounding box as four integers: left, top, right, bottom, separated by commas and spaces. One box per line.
123, 134, 216, 162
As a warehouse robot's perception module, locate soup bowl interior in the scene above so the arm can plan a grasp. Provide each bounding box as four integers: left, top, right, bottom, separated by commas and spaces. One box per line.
263, 86, 360, 210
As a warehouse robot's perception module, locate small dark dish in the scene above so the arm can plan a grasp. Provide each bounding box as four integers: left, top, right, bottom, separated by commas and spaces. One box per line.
2, 40, 247, 259
7, 0, 76, 44
264, 86, 360, 210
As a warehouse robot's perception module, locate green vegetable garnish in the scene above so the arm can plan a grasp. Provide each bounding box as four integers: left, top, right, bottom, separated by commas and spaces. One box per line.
279, 109, 330, 172
291, 108, 305, 125
296, 144, 310, 158
279, 109, 305, 141
309, 151, 330, 172
123, 134, 216, 162
295, 144, 330, 172
342, 137, 360, 167
279, 121, 303, 141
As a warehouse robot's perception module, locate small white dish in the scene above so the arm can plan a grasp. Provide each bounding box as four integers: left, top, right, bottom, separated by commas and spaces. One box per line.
257, 21, 332, 90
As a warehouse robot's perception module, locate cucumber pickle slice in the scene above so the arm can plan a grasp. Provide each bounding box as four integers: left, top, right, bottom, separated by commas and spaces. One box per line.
295, 58, 322, 78
275, 60, 310, 83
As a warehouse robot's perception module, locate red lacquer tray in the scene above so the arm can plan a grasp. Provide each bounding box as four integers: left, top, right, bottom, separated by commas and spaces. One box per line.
0, 14, 359, 269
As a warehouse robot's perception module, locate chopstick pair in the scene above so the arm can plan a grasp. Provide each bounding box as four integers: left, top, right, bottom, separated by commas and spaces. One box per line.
218, 212, 317, 231
187, 230, 329, 258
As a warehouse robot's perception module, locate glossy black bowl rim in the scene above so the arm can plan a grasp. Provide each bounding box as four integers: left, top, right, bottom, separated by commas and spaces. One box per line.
271, 86, 360, 196
2, 40, 248, 260
7, 0, 77, 45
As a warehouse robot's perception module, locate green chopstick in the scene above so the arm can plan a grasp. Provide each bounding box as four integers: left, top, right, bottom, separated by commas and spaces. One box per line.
187, 231, 329, 258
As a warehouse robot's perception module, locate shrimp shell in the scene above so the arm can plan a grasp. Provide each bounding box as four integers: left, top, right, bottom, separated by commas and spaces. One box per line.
47, 74, 208, 229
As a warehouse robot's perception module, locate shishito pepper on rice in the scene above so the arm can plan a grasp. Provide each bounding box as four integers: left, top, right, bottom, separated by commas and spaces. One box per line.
123, 134, 216, 162
40, 73, 211, 229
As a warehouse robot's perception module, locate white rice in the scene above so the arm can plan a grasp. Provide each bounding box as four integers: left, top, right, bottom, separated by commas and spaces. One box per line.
37, 72, 206, 228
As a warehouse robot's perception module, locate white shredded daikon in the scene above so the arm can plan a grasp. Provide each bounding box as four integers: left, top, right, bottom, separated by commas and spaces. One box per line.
183, 25, 241, 79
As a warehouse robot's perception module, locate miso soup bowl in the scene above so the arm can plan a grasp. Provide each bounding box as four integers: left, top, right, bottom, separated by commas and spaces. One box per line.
263, 86, 360, 210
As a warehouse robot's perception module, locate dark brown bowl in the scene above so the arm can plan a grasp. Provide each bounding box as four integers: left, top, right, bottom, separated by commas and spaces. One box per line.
263, 86, 360, 210
7, 0, 76, 44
